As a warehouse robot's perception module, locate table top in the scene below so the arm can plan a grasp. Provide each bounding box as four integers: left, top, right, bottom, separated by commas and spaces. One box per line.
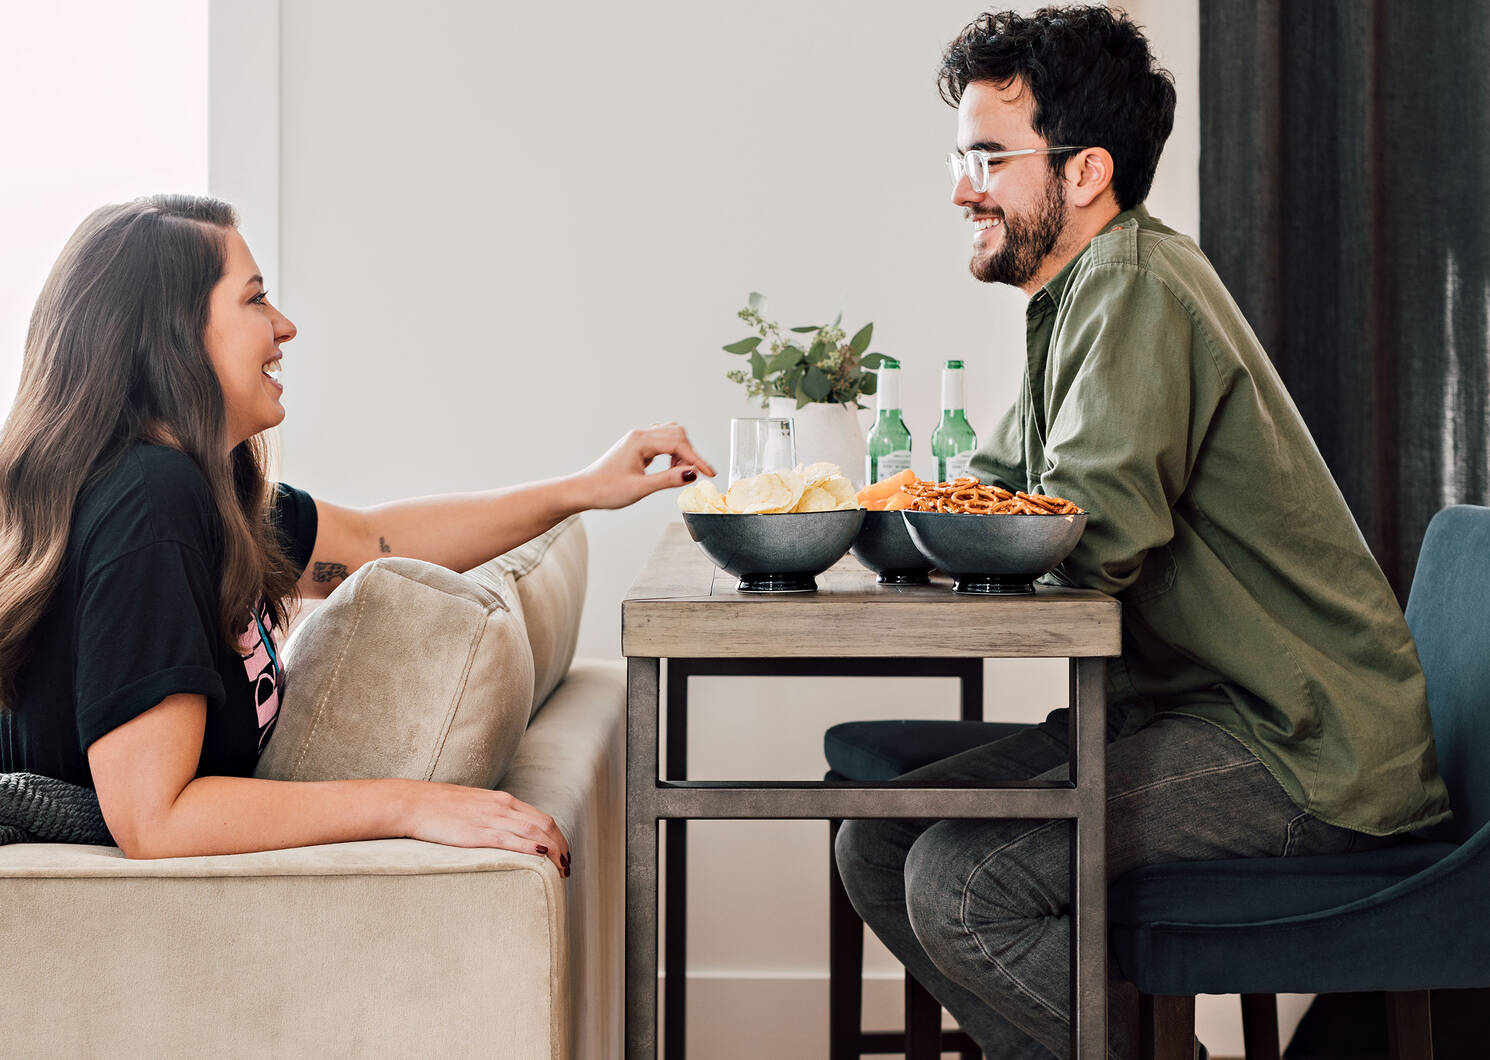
621, 523, 1121, 659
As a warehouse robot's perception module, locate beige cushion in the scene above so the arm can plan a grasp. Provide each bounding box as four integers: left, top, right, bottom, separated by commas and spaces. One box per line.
465, 515, 587, 716
255, 557, 535, 788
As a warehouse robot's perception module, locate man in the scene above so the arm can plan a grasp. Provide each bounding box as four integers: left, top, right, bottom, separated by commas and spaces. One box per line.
835, 8, 1450, 1059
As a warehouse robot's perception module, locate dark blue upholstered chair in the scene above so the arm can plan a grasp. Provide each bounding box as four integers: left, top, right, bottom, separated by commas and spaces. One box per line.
826, 505, 1490, 1060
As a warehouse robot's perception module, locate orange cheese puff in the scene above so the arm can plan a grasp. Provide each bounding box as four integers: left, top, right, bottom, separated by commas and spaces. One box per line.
855, 469, 920, 509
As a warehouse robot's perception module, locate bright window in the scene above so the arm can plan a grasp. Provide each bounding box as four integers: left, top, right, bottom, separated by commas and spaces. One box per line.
0, 1, 207, 414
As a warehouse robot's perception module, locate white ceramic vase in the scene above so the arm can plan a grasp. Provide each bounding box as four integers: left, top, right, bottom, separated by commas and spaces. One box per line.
768, 397, 867, 488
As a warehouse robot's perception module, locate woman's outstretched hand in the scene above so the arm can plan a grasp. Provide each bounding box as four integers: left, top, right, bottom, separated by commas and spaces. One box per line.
576, 423, 717, 510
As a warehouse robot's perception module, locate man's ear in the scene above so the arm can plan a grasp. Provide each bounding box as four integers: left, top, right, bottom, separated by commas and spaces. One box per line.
1065, 147, 1115, 209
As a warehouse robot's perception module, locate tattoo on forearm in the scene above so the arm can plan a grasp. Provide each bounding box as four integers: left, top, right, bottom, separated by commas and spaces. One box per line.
312, 561, 351, 583
378, 536, 392, 554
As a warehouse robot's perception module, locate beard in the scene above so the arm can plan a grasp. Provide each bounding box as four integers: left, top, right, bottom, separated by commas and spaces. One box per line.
968, 170, 1068, 287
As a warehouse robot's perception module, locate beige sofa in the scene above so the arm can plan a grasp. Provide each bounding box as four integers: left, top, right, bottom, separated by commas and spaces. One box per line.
0, 521, 624, 1059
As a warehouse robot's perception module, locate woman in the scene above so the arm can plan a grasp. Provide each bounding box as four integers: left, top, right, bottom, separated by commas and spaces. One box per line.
0, 194, 715, 873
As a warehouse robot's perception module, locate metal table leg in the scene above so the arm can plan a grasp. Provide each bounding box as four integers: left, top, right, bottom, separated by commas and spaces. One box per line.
627, 657, 662, 1059
1070, 657, 1109, 1059
958, 658, 984, 722
664, 662, 689, 1059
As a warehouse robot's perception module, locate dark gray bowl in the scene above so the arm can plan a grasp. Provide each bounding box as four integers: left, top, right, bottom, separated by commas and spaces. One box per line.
902, 510, 1088, 594
682, 509, 867, 592
850, 510, 934, 584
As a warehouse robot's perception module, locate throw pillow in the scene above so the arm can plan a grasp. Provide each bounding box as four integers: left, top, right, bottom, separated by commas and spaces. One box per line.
464, 515, 587, 717
255, 557, 535, 788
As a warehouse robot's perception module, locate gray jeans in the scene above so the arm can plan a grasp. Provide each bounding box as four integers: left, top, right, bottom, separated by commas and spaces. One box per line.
834, 707, 1393, 1060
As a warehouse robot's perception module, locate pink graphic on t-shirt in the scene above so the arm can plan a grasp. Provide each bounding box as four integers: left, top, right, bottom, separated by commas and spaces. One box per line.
239, 601, 282, 751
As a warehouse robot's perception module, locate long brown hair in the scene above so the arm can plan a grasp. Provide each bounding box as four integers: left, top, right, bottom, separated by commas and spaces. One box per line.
0, 195, 299, 710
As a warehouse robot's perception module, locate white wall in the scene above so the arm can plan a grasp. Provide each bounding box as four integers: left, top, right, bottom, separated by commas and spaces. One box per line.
207, 0, 281, 309
216, 0, 1301, 1054
0, 1, 208, 416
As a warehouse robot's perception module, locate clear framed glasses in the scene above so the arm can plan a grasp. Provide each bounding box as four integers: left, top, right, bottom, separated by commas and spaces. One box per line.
946, 146, 1085, 192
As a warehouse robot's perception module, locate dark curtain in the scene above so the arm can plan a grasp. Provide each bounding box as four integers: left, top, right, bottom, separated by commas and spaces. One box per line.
1200, 3, 1490, 1054
1200, 0, 1490, 602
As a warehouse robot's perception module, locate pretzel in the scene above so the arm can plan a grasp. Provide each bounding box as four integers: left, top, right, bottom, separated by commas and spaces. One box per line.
893, 478, 1085, 515
947, 489, 995, 512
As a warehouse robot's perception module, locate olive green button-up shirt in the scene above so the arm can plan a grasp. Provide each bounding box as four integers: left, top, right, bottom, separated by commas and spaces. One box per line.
970, 205, 1450, 836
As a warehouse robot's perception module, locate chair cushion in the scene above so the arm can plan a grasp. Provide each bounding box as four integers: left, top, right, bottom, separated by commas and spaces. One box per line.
256, 557, 535, 788
824, 719, 1031, 781
1109, 840, 1464, 995
466, 515, 587, 718
1110, 841, 1457, 927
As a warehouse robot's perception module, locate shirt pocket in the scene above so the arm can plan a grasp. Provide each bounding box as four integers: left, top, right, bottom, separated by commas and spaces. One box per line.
1124, 543, 1177, 604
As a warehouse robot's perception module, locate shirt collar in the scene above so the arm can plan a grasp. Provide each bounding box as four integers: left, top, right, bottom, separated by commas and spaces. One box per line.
1028, 203, 1153, 314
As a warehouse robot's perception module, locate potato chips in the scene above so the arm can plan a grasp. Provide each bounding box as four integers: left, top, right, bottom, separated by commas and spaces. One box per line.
678, 464, 861, 514
676, 479, 729, 513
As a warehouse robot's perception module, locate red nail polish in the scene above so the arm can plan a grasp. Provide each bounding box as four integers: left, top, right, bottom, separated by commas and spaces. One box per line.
536, 845, 548, 855
682, 469, 697, 482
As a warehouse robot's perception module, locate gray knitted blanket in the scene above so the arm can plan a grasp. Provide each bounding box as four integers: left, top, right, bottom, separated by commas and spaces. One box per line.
0, 772, 114, 846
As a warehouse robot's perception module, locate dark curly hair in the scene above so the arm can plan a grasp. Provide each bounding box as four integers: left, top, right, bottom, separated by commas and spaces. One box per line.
938, 6, 1176, 211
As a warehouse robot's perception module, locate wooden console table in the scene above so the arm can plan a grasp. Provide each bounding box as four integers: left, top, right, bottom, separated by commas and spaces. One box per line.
621, 523, 1121, 1058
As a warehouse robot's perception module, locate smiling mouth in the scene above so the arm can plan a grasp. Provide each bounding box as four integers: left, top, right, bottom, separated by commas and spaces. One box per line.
972, 216, 1003, 231
262, 357, 282, 381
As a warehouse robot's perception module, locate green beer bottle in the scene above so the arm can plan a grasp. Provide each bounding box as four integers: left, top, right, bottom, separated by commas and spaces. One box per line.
931, 359, 979, 481
865, 358, 913, 484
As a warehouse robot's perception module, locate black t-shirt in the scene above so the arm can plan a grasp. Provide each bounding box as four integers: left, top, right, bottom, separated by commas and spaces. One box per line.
0, 444, 318, 788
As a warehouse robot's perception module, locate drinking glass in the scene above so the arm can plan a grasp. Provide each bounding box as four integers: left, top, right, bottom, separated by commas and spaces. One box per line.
729, 417, 797, 486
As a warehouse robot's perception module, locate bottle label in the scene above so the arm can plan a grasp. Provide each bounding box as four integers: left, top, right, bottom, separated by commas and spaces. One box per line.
873, 450, 913, 482
877, 369, 902, 413
941, 368, 965, 412
945, 451, 975, 481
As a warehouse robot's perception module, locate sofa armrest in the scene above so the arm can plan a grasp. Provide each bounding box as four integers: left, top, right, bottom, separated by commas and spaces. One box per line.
0, 834, 559, 877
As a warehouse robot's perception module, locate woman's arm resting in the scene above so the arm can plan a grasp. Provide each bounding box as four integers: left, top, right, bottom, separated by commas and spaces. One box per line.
297, 423, 715, 597
87, 693, 569, 872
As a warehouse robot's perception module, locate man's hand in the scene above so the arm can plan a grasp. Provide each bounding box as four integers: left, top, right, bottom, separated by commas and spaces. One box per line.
574, 423, 717, 510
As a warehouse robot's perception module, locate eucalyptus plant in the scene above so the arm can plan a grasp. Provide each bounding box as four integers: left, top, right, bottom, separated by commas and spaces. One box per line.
723, 292, 890, 409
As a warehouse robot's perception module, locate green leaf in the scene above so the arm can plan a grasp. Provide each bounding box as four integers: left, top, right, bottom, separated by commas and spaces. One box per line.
802, 366, 831, 401
859, 373, 878, 396
859, 352, 889, 370
796, 388, 813, 409
805, 339, 826, 366
777, 342, 806, 366
832, 310, 843, 328
723, 336, 762, 355
766, 346, 804, 374
749, 350, 766, 380
748, 291, 766, 314
849, 322, 874, 356
789, 325, 820, 333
